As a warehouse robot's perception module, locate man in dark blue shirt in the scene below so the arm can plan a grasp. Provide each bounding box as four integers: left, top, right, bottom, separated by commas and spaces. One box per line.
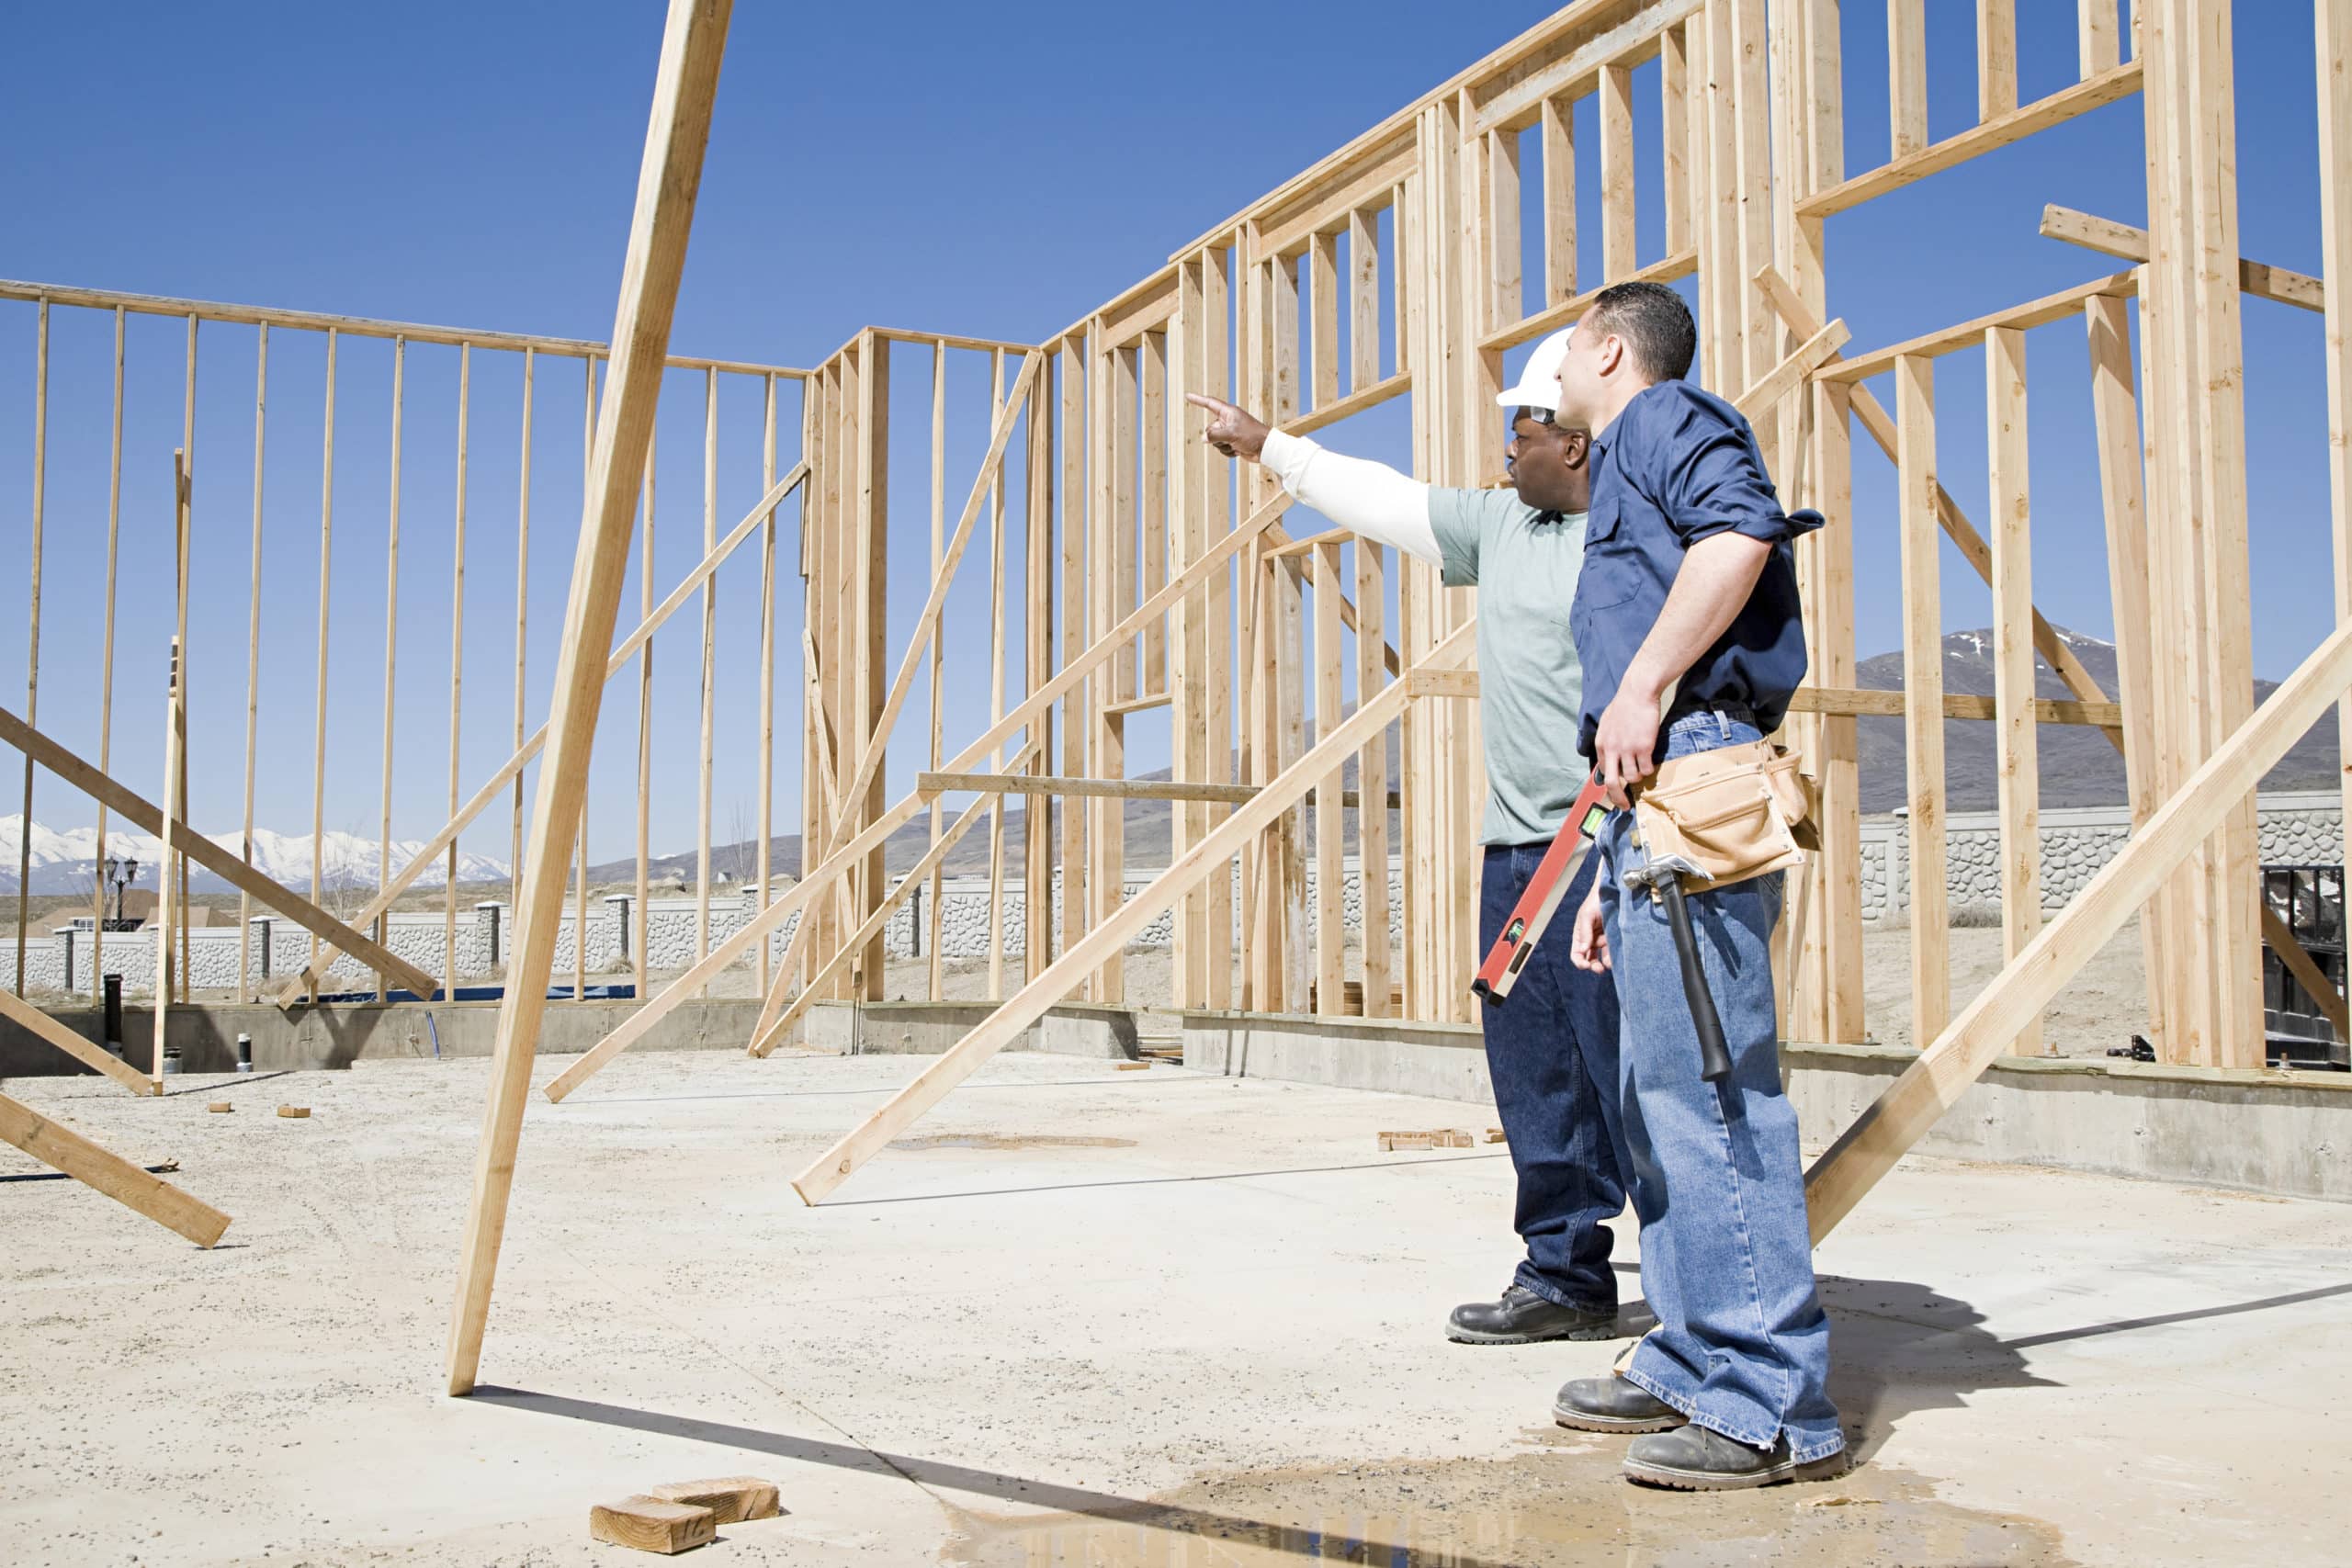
1535, 281, 1848, 1491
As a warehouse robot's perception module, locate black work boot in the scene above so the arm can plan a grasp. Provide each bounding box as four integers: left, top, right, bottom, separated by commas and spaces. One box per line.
1447, 1285, 1617, 1345
1622, 1426, 1851, 1490
1552, 1375, 1687, 1433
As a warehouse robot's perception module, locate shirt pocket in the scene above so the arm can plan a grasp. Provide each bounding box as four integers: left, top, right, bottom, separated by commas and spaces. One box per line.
1570, 498, 1643, 619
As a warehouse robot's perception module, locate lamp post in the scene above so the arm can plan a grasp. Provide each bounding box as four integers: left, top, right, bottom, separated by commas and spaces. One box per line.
99, 855, 139, 931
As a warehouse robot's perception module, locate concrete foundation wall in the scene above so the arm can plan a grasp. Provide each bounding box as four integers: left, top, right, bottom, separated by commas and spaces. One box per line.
1, 856, 1408, 997
798, 999, 1138, 1059
0, 996, 773, 1077
1181, 1010, 2352, 1203
2, 888, 813, 998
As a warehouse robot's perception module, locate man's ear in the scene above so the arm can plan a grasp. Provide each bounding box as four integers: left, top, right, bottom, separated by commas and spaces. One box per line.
1596, 333, 1624, 379
1560, 428, 1591, 468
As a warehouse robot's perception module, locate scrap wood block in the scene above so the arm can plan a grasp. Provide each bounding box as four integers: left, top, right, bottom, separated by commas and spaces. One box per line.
208, 1102, 233, 1113
1486, 1128, 1507, 1144
589, 1496, 716, 1554
1378, 1129, 1476, 1151
643, 1475, 780, 1525
276, 1106, 311, 1119
1114, 1061, 1150, 1071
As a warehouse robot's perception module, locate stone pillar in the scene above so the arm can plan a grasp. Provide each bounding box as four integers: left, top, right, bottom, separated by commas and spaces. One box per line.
475, 902, 505, 971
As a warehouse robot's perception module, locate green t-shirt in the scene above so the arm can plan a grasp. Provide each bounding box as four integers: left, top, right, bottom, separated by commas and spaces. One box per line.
1426, 487, 1590, 846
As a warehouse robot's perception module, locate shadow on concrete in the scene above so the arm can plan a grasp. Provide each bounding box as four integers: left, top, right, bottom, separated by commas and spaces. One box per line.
163, 1069, 291, 1096
1824, 1274, 2352, 1462
1822, 1276, 2053, 1463
2000, 1280, 2352, 1350
0, 1160, 182, 1183
818, 1151, 1512, 1207
468, 1386, 1523, 1568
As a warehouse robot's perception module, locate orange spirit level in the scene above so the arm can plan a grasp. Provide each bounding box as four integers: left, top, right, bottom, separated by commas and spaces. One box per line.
1471, 773, 1612, 1006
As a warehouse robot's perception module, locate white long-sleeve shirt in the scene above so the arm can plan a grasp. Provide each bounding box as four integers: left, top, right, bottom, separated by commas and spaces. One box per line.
1257, 427, 1594, 847
1260, 428, 1442, 564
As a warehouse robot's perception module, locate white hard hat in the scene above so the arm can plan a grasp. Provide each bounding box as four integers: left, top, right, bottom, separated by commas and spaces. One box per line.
1496, 325, 1576, 414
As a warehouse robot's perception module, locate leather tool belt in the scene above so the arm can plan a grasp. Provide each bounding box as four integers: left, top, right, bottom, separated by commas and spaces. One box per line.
1630, 739, 1816, 891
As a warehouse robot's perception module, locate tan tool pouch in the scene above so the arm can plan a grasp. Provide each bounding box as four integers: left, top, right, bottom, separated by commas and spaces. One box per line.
1631, 739, 1816, 892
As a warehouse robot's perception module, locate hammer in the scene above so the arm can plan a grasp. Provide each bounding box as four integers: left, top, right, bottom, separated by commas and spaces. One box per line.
1623, 795, 1734, 1085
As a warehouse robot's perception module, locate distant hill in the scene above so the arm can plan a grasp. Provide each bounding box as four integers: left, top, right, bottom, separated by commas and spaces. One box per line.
1852, 626, 2341, 812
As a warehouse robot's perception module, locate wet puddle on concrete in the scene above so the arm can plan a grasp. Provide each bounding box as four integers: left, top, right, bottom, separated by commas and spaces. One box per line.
943, 1441, 2073, 1566
891, 1134, 1138, 1152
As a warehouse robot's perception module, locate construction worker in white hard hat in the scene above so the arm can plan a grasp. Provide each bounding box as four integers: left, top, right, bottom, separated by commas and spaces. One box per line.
1187, 321, 1637, 1352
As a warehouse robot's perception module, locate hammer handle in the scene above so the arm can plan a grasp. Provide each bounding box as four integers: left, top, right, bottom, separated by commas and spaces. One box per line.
1656, 874, 1733, 1084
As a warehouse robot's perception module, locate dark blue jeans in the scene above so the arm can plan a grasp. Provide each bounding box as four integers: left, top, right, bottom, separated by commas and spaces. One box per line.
1478, 840, 1628, 1314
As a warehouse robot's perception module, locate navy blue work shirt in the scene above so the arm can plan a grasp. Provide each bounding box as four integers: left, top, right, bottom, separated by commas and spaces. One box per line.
1569, 378, 1823, 760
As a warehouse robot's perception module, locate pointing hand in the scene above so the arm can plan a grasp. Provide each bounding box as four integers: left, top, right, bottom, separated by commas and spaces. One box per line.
1183, 391, 1272, 463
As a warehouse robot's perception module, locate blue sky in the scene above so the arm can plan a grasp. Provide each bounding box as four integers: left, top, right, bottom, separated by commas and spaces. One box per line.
0, 2, 2335, 867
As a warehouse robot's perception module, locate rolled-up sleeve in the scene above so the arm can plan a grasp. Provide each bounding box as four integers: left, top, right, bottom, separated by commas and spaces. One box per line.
1658, 404, 1824, 547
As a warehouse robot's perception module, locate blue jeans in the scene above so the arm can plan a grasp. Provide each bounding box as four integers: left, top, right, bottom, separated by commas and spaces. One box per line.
1478, 840, 1627, 1314
1592, 708, 1843, 1461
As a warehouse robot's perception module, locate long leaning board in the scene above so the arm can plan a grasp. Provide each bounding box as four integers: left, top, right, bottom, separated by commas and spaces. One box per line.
0, 1091, 231, 1247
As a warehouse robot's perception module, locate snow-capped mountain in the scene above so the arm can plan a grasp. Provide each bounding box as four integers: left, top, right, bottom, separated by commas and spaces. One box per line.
0, 816, 510, 896
1854, 626, 2341, 811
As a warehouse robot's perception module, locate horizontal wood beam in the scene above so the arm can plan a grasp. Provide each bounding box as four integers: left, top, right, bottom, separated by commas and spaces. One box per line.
1481, 249, 1698, 355
1282, 369, 1414, 440
1267, 528, 1357, 560
0, 1089, 231, 1246
1469, 0, 1705, 136
1815, 273, 2139, 383
2039, 205, 2324, 312
920, 771, 1260, 805
1101, 690, 1173, 716
918, 771, 1401, 810
1262, 524, 1405, 677
1795, 61, 2144, 220
865, 325, 1044, 356
0, 706, 439, 999
1785, 685, 2122, 728
0, 988, 156, 1096
754, 748, 1038, 1056
1254, 142, 1418, 261
0, 276, 806, 378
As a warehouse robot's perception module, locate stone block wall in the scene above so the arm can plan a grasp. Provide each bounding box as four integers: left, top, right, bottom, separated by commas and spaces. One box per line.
1862, 791, 2341, 922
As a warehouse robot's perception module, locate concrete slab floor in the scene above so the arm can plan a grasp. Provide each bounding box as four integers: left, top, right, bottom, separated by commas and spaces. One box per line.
1, 1050, 2345, 1566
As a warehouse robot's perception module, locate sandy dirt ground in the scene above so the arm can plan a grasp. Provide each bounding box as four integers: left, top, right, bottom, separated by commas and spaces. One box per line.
2, 1047, 2346, 1565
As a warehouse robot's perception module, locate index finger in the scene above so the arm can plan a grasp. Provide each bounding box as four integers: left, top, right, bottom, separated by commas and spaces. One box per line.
1183, 391, 1233, 416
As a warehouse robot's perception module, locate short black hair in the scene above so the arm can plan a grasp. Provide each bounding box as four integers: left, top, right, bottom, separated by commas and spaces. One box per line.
1588, 280, 1697, 382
